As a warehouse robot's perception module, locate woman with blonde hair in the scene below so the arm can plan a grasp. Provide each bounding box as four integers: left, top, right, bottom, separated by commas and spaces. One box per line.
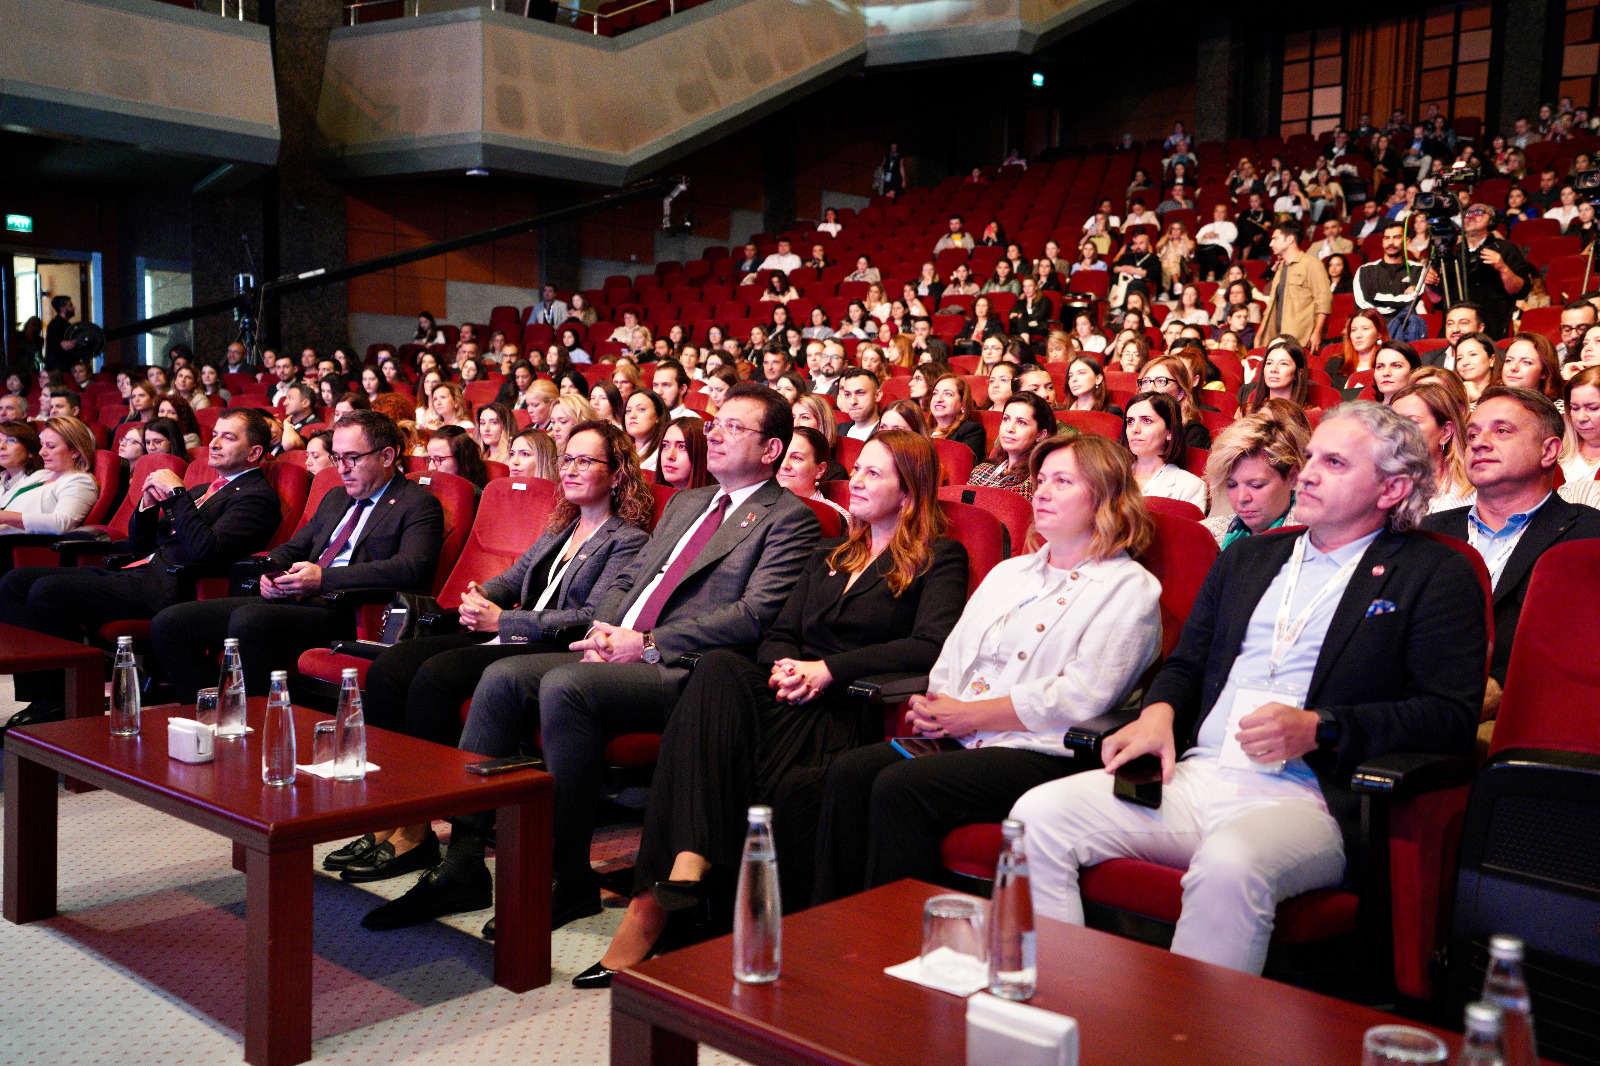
1390, 381, 1474, 511
864, 283, 891, 324
549, 394, 599, 453
507, 426, 559, 480
811, 432, 1161, 905
791, 393, 839, 448
1562, 364, 1600, 485
0, 417, 99, 539
580, 430, 968, 984
1201, 407, 1309, 547
857, 344, 889, 382
429, 382, 474, 431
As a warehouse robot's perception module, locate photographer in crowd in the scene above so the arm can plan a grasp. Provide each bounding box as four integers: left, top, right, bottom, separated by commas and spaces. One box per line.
1423, 194, 1535, 340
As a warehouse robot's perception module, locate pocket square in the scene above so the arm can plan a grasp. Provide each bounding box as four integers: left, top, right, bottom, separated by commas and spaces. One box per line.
1365, 599, 1398, 617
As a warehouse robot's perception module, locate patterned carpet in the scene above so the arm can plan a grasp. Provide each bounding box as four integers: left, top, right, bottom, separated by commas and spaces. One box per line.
0, 683, 742, 1065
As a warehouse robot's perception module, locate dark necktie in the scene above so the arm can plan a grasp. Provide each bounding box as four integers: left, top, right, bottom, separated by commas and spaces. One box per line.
631, 495, 731, 632
316, 498, 372, 568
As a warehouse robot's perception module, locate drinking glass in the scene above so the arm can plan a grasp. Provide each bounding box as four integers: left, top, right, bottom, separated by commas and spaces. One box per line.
921, 894, 986, 985
1361, 1025, 1449, 1066
311, 721, 337, 768
195, 687, 220, 730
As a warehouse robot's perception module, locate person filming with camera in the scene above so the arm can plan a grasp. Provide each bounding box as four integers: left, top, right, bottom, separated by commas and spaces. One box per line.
1424, 198, 1535, 340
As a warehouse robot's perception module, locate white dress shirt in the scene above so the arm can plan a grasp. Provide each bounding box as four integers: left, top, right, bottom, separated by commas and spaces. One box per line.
1141, 464, 1209, 510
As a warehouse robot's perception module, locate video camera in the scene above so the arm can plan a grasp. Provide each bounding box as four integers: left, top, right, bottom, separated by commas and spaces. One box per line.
1413, 191, 1462, 254
1573, 168, 1600, 205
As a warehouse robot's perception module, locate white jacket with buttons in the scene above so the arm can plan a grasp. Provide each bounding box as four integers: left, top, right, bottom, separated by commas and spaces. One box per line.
928, 547, 1163, 755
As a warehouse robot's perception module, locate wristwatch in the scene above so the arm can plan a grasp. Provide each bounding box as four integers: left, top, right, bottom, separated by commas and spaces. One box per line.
642, 631, 661, 664
1314, 708, 1341, 751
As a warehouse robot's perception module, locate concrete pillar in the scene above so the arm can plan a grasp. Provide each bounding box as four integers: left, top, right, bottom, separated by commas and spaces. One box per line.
1194, 14, 1234, 143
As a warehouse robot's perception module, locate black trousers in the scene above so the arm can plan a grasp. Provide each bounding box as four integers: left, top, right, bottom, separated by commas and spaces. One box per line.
0, 565, 168, 704
459, 653, 685, 888
149, 596, 351, 701
361, 632, 553, 746
633, 650, 868, 910
1195, 244, 1231, 281
811, 742, 1077, 906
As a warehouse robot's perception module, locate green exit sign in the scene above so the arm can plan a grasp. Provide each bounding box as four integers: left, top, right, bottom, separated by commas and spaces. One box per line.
5, 214, 32, 234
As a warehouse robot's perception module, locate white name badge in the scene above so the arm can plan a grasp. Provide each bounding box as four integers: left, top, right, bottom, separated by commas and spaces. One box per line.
1218, 684, 1303, 776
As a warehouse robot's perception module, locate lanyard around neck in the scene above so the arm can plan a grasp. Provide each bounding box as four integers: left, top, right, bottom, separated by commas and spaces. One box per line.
1270, 533, 1362, 680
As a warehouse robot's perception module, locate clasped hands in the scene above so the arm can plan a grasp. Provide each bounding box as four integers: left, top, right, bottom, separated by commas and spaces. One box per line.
457, 583, 502, 633
1102, 701, 1320, 783
768, 659, 832, 704
260, 562, 324, 599
570, 621, 646, 663
139, 469, 187, 509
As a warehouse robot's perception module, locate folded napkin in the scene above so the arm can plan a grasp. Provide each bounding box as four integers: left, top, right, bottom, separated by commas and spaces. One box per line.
294, 760, 381, 779
885, 947, 989, 997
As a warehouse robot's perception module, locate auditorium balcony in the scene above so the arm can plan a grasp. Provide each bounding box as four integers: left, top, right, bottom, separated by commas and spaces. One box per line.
0, 0, 280, 167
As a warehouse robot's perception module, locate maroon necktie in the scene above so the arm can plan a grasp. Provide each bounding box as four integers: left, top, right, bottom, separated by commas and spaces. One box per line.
316, 498, 372, 568
631, 494, 731, 632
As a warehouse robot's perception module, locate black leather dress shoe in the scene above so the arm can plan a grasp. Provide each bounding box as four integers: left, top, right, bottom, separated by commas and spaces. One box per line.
571, 961, 619, 989
322, 834, 378, 871
480, 881, 602, 941
1, 702, 65, 737
360, 859, 492, 931
341, 832, 440, 883
652, 879, 709, 913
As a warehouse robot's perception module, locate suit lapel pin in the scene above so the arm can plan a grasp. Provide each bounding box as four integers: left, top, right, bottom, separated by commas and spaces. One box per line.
1371, 564, 1385, 576
578, 553, 588, 560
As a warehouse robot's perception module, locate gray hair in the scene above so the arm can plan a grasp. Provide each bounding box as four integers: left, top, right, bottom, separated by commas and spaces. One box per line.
1318, 400, 1436, 532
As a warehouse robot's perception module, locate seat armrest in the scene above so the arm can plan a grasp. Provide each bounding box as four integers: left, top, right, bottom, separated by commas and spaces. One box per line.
2, 533, 85, 549
51, 533, 121, 560
231, 555, 273, 594
1350, 752, 1476, 796
540, 622, 593, 647
330, 640, 388, 661
847, 672, 927, 701
1064, 707, 1141, 760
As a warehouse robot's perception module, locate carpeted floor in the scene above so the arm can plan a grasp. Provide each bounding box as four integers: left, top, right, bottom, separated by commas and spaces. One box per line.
0, 680, 743, 1065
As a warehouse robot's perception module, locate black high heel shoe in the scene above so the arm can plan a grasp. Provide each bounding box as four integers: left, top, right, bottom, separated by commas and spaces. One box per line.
651, 879, 709, 913
571, 961, 621, 989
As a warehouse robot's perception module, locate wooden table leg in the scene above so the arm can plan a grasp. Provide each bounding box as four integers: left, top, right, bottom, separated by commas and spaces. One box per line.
3, 751, 58, 924
244, 847, 312, 1066
232, 842, 247, 873
610, 1006, 696, 1066
493, 786, 553, 993
62, 660, 103, 794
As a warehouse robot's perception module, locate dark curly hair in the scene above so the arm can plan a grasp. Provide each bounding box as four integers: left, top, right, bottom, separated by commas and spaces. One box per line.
547, 419, 657, 533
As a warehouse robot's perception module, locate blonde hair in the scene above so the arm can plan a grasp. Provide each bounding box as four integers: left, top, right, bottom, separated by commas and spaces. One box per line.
1203, 406, 1309, 497
793, 394, 838, 445
43, 415, 96, 474
553, 394, 598, 424
528, 379, 559, 402
1390, 380, 1470, 499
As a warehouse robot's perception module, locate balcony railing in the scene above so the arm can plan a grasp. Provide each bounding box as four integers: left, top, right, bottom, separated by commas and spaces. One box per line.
341, 0, 704, 36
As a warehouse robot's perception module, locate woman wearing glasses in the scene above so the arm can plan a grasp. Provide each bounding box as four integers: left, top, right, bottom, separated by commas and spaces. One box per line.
1135, 355, 1212, 449
323, 420, 654, 885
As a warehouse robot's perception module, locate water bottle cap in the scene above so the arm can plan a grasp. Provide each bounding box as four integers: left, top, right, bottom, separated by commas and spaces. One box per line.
341, 668, 360, 680
1000, 818, 1025, 839
116, 635, 135, 646
224, 638, 240, 648
1464, 1002, 1503, 1032
270, 669, 289, 681
1488, 934, 1524, 960
746, 805, 773, 824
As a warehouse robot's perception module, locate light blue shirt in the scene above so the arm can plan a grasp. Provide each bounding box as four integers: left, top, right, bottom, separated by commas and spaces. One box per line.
1193, 528, 1383, 785
326, 478, 393, 568
1466, 492, 1549, 590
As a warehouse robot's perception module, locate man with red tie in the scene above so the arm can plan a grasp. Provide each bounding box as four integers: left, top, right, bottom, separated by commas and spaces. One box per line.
0, 409, 283, 732
363, 384, 820, 934
150, 411, 444, 700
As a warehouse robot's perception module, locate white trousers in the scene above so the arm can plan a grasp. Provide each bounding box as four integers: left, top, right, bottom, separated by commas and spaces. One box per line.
1011, 756, 1345, 975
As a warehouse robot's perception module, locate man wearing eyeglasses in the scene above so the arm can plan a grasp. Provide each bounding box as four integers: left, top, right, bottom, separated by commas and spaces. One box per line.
362, 384, 820, 935
150, 411, 445, 700
1424, 203, 1534, 340
1555, 299, 1597, 365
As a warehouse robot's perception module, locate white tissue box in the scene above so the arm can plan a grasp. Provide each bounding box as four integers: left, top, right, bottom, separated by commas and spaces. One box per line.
167, 717, 215, 763
967, 992, 1077, 1066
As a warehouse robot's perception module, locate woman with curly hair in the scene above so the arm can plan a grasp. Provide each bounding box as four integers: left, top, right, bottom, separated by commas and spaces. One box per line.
328, 419, 655, 884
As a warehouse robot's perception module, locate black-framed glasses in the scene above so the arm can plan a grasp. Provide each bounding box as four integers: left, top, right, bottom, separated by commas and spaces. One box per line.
559, 454, 610, 472
330, 447, 381, 469
1138, 376, 1175, 389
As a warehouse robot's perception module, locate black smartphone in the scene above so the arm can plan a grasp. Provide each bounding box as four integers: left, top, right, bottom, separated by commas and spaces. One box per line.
1113, 755, 1163, 809
465, 754, 545, 776
889, 736, 963, 759
261, 569, 286, 582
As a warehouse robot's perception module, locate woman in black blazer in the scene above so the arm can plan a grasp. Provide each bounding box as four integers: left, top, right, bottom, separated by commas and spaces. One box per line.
323, 420, 654, 883
927, 372, 988, 463
576, 431, 969, 987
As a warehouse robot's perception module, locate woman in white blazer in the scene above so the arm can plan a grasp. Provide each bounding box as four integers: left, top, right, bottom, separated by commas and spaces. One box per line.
0, 417, 99, 539
812, 433, 1164, 902
1124, 392, 1209, 511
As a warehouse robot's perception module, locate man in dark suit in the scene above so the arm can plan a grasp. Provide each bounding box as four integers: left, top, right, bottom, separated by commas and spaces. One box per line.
151, 411, 444, 699
1421, 301, 1484, 369
363, 384, 821, 933
1013, 401, 1486, 975
1423, 387, 1600, 712
0, 409, 283, 730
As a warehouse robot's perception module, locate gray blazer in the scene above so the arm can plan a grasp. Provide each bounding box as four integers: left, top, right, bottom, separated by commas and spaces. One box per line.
595, 479, 820, 664
478, 515, 649, 643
